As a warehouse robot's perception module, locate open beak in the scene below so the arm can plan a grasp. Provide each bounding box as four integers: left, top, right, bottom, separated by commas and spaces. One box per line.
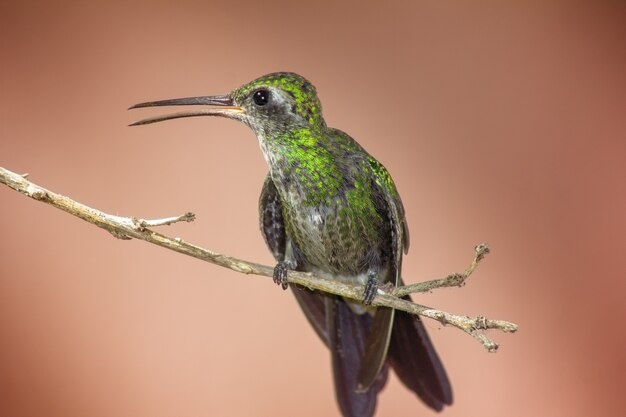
129, 95, 245, 126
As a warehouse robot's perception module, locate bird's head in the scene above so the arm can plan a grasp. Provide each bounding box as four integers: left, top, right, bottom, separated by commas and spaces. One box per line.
130, 72, 326, 135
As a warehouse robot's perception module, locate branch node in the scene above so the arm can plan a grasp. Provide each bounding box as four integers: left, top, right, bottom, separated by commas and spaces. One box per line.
435, 311, 447, 324
26, 184, 48, 200
474, 316, 488, 330
447, 273, 466, 287
131, 217, 145, 231
475, 243, 490, 262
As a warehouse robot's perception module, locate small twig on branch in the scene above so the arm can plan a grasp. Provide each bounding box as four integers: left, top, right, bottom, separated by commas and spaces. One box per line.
391, 243, 491, 298
0, 165, 518, 351
133, 212, 196, 230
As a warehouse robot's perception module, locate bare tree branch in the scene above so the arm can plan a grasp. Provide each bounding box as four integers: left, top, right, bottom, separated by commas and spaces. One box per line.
0, 165, 518, 352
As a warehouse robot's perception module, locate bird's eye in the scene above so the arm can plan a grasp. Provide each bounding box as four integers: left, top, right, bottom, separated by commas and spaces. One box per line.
253, 89, 270, 106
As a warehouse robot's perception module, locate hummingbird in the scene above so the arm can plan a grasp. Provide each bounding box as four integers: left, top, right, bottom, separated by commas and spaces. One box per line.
130, 72, 452, 417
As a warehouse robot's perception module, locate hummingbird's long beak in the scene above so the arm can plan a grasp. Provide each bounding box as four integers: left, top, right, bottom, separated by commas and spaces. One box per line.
128, 95, 245, 126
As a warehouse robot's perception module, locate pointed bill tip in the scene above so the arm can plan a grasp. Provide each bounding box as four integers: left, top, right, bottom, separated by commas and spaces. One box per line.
128, 103, 146, 110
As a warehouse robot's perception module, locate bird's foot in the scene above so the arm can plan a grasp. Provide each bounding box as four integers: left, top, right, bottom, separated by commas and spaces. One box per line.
363, 276, 379, 305
272, 262, 290, 290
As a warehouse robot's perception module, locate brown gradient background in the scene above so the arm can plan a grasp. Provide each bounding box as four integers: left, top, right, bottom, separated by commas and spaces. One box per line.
1, 1, 625, 416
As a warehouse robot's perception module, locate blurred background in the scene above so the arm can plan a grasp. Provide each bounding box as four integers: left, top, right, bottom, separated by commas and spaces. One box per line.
1, 1, 625, 416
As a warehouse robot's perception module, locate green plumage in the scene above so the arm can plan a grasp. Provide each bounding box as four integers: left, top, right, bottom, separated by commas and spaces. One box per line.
262, 126, 403, 278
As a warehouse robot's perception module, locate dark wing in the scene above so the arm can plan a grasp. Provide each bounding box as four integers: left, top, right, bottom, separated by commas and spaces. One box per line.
367, 157, 409, 260
356, 158, 408, 390
259, 174, 286, 262
360, 161, 451, 409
